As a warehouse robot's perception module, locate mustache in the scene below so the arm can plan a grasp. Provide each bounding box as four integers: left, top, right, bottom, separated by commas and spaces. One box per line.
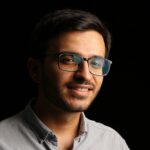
66, 80, 95, 90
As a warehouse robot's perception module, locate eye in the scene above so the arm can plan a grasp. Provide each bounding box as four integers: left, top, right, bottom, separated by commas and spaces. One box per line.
90, 57, 103, 69
73, 55, 82, 64
60, 55, 76, 65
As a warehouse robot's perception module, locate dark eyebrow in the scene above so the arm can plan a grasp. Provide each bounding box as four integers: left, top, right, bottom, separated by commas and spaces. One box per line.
58, 51, 81, 56
58, 51, 104, 59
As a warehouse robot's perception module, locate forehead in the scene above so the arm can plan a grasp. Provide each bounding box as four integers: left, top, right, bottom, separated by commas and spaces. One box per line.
48, 30, 106, 57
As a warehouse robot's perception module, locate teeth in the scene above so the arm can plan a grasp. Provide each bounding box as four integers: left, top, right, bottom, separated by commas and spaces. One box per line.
75, 88, 88, 92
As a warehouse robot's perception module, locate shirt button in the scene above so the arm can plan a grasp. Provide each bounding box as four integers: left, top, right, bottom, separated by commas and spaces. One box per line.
78, 137, 81, 143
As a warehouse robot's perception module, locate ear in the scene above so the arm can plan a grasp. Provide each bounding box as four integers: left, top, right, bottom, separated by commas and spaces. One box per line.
27, 58, 41, 84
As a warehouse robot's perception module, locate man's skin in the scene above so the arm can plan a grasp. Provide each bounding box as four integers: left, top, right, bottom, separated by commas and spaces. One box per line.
27, 30, 106, 150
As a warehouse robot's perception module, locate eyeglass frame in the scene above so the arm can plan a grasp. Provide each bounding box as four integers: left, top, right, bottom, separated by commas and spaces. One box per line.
44, 51, 112, 76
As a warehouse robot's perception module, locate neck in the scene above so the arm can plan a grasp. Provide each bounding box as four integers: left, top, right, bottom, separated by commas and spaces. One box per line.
33, 98, 82, 150
33, 98, 81, 136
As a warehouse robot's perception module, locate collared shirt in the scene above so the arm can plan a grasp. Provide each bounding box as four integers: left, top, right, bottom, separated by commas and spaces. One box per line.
0, 102, 130, 150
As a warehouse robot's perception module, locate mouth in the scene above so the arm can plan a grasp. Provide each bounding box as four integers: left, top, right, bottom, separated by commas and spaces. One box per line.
67, 83, 94, 99
72, 88, 89, 92
67, 83, 94, 90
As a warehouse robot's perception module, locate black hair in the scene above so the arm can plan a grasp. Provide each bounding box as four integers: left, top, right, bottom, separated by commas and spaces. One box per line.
29, 9, 111, 58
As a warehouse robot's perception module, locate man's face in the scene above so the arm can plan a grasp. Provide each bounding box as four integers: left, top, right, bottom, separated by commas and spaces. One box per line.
38, 30, 105, 112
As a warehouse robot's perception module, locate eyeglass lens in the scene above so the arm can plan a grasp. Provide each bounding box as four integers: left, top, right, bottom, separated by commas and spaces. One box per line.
58, 53, 111, 76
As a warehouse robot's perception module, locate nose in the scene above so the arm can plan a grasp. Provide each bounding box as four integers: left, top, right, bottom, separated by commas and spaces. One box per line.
74, 61, 92, 81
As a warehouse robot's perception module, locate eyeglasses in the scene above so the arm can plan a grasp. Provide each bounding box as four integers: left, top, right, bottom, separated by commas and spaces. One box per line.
46, 52, 112, 76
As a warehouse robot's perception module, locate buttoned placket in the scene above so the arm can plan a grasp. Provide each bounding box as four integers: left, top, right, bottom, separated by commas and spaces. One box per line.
72, 132, 87, 149
23, 101, 89, 150
39, 132, 58, 150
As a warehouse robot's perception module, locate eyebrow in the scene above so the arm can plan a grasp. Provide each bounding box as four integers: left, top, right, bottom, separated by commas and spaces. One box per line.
58, 51, 105, 59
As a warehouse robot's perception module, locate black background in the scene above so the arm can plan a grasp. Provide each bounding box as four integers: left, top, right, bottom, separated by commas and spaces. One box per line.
1, 1, 149, 149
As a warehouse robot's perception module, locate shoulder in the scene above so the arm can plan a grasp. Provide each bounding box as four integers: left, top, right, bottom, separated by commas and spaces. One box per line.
86, 118, 119, 135
0, 112, 25, 140
0, 112, 28, 149
0, 113, 22, 129
85, 118, 130, 149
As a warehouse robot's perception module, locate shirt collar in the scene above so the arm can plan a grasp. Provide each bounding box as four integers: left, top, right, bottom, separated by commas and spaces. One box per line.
78, 113, 88, 136
21, 100, 88, 145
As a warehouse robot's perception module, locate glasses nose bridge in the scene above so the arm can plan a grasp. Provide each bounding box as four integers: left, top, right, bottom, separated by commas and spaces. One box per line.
77, 57, 92, 78
78, 57, 90, 69
77, 57, 89, 67
81, 57, 89, 63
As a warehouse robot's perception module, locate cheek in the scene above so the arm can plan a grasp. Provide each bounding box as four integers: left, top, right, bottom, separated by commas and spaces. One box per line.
56, 72, 74, 88
95, 77, 104, 91
43, 62, 61, 82
45, 66, 72, 89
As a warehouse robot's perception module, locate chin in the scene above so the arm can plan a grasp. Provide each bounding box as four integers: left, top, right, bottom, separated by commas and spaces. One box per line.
53, 94, 94, 112
62, 101, 92, 112
65, 106, 89, 112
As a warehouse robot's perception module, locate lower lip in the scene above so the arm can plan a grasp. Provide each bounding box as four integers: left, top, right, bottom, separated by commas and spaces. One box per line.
68, 88, 91, 97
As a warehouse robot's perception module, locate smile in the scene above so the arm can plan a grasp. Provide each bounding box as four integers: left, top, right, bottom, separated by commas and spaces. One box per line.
74, 88, 89, 92
67, 83, 94, 99
67, 83, 94, 91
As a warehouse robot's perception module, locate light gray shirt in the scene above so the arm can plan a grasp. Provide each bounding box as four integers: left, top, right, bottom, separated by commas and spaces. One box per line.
0, 102, 130, 150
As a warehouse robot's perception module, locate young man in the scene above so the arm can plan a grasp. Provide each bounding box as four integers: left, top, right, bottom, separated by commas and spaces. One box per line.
0, 9, 130, 150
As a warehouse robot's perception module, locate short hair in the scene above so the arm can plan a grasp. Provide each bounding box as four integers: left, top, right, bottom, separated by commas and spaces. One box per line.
29, 9, 111, 59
